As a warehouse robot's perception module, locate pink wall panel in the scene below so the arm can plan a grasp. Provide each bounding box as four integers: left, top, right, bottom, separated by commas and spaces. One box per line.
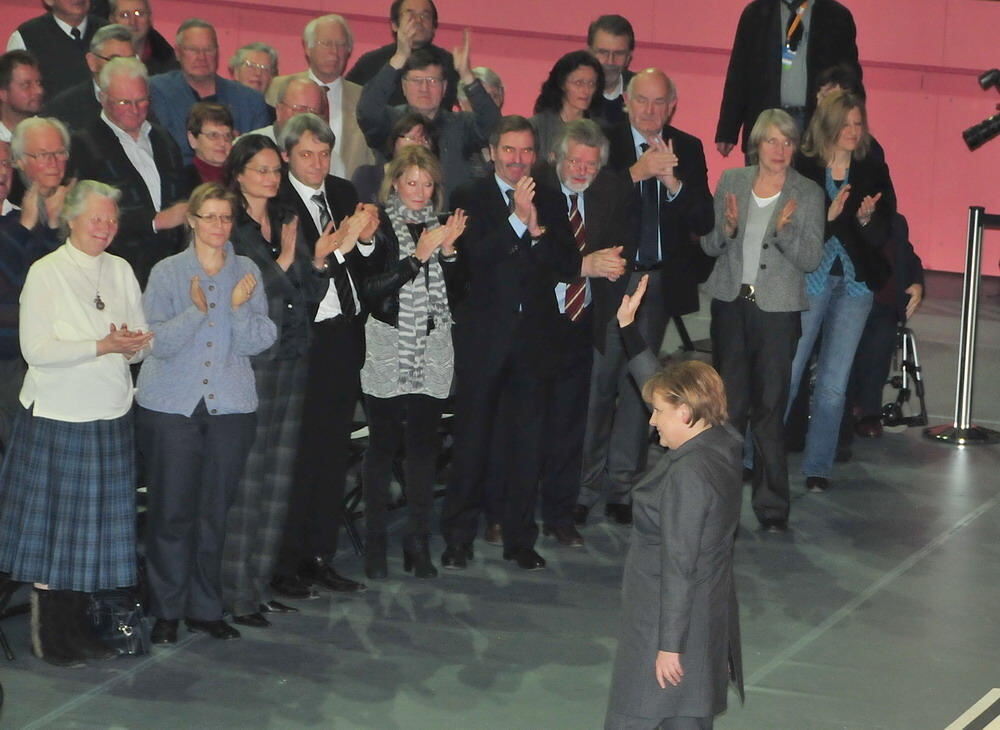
3, 0, 999, 273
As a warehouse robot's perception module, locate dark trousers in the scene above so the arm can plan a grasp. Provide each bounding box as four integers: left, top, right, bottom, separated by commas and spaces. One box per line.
849, 300, 899, 417
138, 402, 256, 621
710, 297, 800, 524
363, 393, 445, 540
540, 308, 594, 527
276, 316, 361, 576
442, 330, 547, 551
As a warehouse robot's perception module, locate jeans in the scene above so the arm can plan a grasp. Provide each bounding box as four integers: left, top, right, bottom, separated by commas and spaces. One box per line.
787, 276, 873, 478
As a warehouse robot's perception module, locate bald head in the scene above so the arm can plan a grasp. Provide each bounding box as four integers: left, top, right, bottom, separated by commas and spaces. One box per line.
624, 68, 677, 136
276, 78, 326, 130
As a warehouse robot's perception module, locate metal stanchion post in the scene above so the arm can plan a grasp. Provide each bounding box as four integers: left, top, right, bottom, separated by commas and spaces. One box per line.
924, 206, 1000, 445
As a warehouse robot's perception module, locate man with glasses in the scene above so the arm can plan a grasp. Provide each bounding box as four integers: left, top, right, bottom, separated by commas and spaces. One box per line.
149, 18, 270, 166
346, 0, 458, 110
587, 15, 636, 126
0, 52, 44, 145
265, 15, 373, 180
71, 57, 189, 287
358, 32, 499, 196
246, 77, 325, 146
7, 0, 108, 101
43, 24, 135, 133
229, 43, 278, 96
109, 0, 178, 76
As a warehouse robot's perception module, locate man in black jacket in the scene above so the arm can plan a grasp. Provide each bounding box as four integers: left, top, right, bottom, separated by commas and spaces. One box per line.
715, 0, 861, 157
587, 14, 636, 127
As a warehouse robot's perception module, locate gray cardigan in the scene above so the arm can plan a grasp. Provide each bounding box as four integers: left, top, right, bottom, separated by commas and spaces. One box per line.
700, 165, 824, 312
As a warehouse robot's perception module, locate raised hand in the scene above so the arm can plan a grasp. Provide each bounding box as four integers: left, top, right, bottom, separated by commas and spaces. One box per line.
856, 191, 882, 226
657, 138, 680, 191
276, 215, 299, 272
827, 183, 852, 222
776, 198, 797, 233
190, 275, 208, 313
358, 203, 380, 241
44, 178, 76, 227
440, 208, 467, 256
617, 273, 649, 327
724, 193, 739, 237
454, 29, 474, 85
512, 175, 536, 225
231, 272, 257, 310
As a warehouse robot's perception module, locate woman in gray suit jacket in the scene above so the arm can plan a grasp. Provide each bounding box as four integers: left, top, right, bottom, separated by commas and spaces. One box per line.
700, 109, 824, 532
606, 276, 744, 730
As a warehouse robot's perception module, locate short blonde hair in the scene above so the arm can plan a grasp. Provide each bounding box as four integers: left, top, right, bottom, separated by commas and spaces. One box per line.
642, 360, 728, 427
379, 145, 443, 210
801, 89, 870, 161
747, 108, 799, 164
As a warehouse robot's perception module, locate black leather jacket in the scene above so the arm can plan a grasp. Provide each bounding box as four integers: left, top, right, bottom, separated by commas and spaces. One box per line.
358, 209, 466, 327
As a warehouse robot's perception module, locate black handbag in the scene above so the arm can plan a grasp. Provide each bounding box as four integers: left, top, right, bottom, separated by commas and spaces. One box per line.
87, 589, 150, 656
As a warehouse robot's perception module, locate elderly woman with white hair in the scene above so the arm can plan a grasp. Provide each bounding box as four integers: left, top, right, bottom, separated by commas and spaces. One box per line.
0, 180, 152, 666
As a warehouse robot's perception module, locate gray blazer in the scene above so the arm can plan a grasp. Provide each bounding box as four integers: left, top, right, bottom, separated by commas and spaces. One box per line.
700, 165, 824, 312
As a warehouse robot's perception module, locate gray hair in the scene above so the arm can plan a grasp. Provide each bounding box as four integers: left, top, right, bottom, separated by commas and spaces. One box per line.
747, 108, 800, 164
175, 18, 217, 48
97, 56, 149, 93
61, 180, 122, 231
456, 66, 502, 104
554, 118, 609, 168
90, 24, 135, 54
303, 14, 354, 53
277, 113, 335, 154
228, 42, 278, 75
625, 68, 678, 104
10, 116, 70, 162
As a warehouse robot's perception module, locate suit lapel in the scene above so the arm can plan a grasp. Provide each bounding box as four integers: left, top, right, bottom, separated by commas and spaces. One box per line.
97, 122, 154, 210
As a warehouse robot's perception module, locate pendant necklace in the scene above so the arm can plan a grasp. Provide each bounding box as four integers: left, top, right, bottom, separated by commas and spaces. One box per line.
71, 251, 106, 310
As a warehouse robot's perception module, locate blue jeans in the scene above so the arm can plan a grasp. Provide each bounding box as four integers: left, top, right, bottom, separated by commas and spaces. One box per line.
786, 276, 873, 478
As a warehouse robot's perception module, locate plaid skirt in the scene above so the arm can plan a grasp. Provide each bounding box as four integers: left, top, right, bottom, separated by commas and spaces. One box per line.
0, 405, 137, 591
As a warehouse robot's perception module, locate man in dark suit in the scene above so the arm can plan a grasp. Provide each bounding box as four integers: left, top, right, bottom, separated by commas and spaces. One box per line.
587, 14, 636, 127
346, 0, 458, 110
7, 0, 107, 102
270, 113, 377, 599
715, 0, 861, 156
440, 115, 582, 571
0, 52, 43, 145
536, 119, 632, 548
577, 68, 714, 526
70, 57, 189, 288
43, 24, 135, 133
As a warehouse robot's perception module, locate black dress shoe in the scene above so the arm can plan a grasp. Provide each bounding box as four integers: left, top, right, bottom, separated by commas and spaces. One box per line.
441, 543, 472, 570
572, 504, 589, 526
151, 618, 179, 645
232, 612, 270, 628
604, 503, 633, 525
259, 600, 298, 614
503, 547, 546, 570
806, 476, 830, 493
185, 618, 241, 640
542, 524, 584, 547
270, 574, 320, 600
300, 558, 367, 593
758, 519, 789, 533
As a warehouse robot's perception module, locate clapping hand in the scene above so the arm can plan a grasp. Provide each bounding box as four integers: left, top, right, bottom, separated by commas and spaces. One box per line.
776, 198, 797, 233
276, 215, 299, 272
231, 272, 257, 310
97, 322, 153, 358
440, 208, 468, 256
617, 273, 649, 328
723, 193, 739, 238
190, 275, 208, 313
582, 245, 626, 281
827, 184, 852, 222
856, 192, 882, 226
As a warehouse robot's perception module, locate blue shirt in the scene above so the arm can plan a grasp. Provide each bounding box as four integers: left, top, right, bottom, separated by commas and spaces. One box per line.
136, 242, 277, 416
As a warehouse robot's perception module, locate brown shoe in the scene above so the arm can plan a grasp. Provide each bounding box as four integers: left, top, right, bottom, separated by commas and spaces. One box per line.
542, 524, 584, 547
484, 523, 503, 546
854, 415, 883, 439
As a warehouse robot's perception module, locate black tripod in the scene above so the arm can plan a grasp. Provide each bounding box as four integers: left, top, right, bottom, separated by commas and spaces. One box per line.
882, 325, 928, 428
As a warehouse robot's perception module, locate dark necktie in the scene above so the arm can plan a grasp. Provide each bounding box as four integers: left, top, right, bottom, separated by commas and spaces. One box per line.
312, 192, 331, 231
505, 189, 515, 214
70, 26, 85, 50
637, 143, 660, 266
564, 194, 588, 322
784, 0, 807, 52
312, 191, 354, 318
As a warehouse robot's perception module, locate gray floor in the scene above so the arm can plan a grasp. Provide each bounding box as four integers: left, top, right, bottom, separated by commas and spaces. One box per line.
2, 273, 999, 730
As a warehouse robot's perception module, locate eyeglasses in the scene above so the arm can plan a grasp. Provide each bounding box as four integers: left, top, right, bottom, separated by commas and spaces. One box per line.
115, 9, 149, 20
567, 79, 598, 90
245, 166, 282, 176
403, 76, 443, 88
23, 149, 69, 163
763, 137, 795, 149
199, 130, 234, 143
91, 52, 137, 62
191, 213, 234, 225
107, 96, 150, 108
314, 39, 350, 51
591, 48, 630, 62
239, 59, 271, 72
279, 102, 321, 115
401, 9, 434, 21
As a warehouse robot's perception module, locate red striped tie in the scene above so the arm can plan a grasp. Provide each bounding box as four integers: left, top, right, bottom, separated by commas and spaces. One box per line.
565, 194, 587, 322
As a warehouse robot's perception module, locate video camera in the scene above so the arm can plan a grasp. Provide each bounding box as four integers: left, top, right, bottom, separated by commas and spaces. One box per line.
962, 68, 1000, 151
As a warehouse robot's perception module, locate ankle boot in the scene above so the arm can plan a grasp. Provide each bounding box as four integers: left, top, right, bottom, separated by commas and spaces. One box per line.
63, 591, 117, 661
402, 535, 437, 579
31, 589, 85, 667
364, 534, 388, 580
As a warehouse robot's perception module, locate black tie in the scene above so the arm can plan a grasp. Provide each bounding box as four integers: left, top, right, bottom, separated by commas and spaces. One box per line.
637, 143, 660, 266
505, 189, 515, 214
330, 260, 356, 319
312, 192, 331, 231
784, 0, 806, 52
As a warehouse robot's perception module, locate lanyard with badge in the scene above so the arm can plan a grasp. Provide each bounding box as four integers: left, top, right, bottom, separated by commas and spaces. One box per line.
782, 0, 809, 71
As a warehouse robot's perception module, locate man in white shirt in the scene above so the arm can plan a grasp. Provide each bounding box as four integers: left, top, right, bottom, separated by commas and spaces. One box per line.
0, 52, 44, 144
266, 15, 373, 180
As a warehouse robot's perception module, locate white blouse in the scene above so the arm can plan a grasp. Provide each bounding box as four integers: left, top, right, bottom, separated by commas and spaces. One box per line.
19, 242, 149, 422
